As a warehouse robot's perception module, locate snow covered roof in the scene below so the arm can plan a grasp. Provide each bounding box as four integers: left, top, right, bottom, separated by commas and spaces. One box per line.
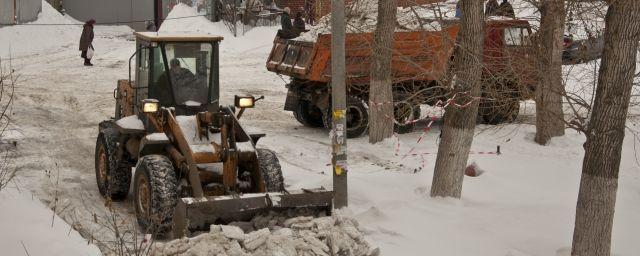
135, 32, 224, 42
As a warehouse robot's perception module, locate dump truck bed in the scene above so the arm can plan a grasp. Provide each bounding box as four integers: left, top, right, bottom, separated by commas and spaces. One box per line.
266, 25, 460, 85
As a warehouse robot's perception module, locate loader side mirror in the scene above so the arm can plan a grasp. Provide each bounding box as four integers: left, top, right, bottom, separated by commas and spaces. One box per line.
234, 96, 255, 109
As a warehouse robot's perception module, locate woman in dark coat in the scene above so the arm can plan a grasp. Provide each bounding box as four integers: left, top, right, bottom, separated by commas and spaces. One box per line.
79, 19, 95, 66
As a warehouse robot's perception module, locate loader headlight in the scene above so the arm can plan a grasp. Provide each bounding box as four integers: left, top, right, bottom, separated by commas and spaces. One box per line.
142, 99, 159, 113
234, 96, 255, 108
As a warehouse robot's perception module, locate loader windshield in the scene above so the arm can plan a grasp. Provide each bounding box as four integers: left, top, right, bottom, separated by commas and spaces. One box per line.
157, 42, 213, 107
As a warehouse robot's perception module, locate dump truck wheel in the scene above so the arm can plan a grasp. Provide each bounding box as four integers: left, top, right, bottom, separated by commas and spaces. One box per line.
95, 128, 131, 200
323, 96, 369, 138
293, 100, 324, 128
479, 98, 520, 125
393, 92, 421, 134
257, 149, 284, 192
133, 155, 178, 236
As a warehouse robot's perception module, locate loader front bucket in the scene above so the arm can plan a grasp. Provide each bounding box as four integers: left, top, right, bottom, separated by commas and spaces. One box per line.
172, 188, 333, 237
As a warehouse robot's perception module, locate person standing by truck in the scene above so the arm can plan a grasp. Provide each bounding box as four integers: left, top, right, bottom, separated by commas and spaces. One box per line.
278, 7, 296, 39
498, 0, 515, 18
293, 12, 307, 35
485, 0, 499, 16
79, 19, 95, 66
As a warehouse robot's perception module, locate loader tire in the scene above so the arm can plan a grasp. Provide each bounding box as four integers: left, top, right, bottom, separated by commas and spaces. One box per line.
293, 100, 324, 128
323, 96, 369, 138
95, 128, 131, 200
133, 155, 178, 236
479, 98, 520, 125
257, 149, 284, 192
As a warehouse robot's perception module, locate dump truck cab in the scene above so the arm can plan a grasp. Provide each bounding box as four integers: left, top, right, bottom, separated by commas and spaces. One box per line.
97, 32, 332, 238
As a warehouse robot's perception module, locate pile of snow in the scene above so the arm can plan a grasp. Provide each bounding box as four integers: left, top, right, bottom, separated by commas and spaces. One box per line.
296, 0, 458, 42
0, 187, 101, 255
151, 211, 379, 256
159, 3, 279, 53
0, 0, 78, 58
159, 3, 234, 38
0, 0, 133, 59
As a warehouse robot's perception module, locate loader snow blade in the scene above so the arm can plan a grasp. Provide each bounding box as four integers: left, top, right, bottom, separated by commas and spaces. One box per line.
173, 188, 333, 237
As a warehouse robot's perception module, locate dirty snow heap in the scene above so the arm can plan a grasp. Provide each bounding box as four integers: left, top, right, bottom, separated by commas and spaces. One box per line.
296, 0, 458, 42
151, 212, 380, 256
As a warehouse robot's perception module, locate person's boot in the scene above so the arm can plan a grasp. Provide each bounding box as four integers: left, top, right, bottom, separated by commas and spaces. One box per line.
84, 59, 93, 66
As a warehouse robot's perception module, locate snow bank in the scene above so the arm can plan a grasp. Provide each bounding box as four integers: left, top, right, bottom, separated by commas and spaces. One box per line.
0, 0, 133, 59
151, 211, 379, 256
0, 187, 101, 255
159, 3, 279, 53
0, 0, 78, 58
159, 3, 234, 38
297, 0, 458, 42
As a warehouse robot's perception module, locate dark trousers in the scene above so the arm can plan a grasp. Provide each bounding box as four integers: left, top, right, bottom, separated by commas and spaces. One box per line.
81, 50, 91, 64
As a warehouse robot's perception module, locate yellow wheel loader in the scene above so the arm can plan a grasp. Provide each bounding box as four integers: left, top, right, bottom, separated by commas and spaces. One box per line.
94, 32, 332, 237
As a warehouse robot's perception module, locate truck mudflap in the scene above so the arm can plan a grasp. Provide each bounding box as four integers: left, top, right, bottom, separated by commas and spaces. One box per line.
173, 188, 333, 237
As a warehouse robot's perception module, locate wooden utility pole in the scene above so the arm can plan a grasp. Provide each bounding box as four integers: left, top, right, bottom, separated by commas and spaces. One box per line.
331, 0, 347, 208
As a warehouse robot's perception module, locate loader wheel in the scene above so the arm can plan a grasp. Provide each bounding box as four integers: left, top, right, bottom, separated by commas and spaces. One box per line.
293, 100, 324, 128
95, 128, 131, 200
323, 96, 369, 138
393, 92, 421, 134
257, 149, 284, 192
134, 155, 178, 236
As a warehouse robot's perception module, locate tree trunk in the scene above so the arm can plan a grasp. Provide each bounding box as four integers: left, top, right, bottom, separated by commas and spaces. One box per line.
534, 0, 566, 145
571, 2, 640, 255
368, 0, 396, 144
430, 0, 483, 198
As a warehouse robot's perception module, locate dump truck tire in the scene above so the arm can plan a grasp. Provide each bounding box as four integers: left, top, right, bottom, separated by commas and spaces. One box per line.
257, 149, 284, 192
95, 128, 131, 200
323, 96, 369, 138
479, 98, 520, 125
293, 100, 324, 128
133, 155, 178, 236
393, 92, 421, 134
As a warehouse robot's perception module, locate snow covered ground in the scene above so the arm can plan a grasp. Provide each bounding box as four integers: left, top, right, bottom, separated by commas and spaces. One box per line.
1, 0, 640, 255
0, 187, 101, 255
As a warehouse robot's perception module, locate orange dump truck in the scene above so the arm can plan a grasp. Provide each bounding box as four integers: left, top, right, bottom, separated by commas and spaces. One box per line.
266, 19, 536, 137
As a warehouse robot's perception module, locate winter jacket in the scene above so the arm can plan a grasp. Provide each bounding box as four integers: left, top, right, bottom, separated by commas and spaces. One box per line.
281, 12, 293, 32
498, 1, 515, 18
79, 23, 94, 51
294, 17, 306, 32
485, 0, 499, 16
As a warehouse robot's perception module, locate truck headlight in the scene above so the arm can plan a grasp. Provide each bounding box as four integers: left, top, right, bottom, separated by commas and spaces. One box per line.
234, 96, 255, 108
142, 99, 159, 113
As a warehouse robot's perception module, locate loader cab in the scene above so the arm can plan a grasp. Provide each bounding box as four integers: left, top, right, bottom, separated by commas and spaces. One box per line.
131, 32, 222, 115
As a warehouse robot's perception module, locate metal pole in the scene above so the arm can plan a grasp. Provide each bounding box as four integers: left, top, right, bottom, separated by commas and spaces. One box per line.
331, 0, 347, 209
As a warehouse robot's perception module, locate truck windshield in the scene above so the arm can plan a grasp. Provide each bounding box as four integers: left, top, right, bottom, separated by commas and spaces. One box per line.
504, 27, 531, 46
164, 42, 213, 106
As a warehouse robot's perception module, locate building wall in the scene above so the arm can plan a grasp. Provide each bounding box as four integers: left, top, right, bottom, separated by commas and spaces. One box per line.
0, 0, 42, 25
63, 0, 153, 31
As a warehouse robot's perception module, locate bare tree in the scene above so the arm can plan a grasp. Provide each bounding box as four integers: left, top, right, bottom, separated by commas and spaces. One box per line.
368, 0, 397, 143
533, 0, 566, 145
0, 57, 16, 192
430, 0, 484, 198
571, 1, 640, 255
